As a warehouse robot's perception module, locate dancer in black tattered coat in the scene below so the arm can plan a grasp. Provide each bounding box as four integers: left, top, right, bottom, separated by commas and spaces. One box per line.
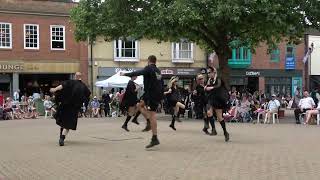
50, 72, 91, 146
204, 67, 230, 142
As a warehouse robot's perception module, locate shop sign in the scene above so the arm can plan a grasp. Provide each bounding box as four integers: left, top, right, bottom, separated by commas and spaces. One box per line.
98, 67, 140, 77
285, 57, 296, 70
115, 67, 136, 73
25, 64, 40, 71
246, 71, 260, 76
0, 64, 23, 71
161, 69, 174, 75
200, 68, 207, 74
177, 68, 198, 75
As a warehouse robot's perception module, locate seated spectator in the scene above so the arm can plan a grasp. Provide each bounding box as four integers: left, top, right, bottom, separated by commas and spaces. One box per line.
264, 94, 280, 124
3, 97, 13, 119
224, 92, 239, 120
43, 95, 56, 116
0, 91, 3, 107
254, 98, 268, 119
305, 102, 320, 124
234, 95, 251, 122
91, 96, 100, 117
294, 91, 315, 124
12, 100, 24, 119
20, 95, 28, 112
79, 102, 87, 118
25, 96, 37, 119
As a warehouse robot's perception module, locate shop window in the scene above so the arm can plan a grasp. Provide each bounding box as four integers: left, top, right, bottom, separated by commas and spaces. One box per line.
172, 41, 194, 63
231, 47, 251, 60
24, 24, 39, 49
235, 48, 241, 59
270, 48, 280, 62
50, 25, 65, 50
0, 23, 12, 49
265, 77, 292, 97
114, 39, 139, 62
0, 83, 10, 92
286, 44, 295, 58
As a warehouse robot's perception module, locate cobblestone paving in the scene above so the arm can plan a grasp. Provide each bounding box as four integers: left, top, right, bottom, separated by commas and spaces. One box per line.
0, 113, 320, 180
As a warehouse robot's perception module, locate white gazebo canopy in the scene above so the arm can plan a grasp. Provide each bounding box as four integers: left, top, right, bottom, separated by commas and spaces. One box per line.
95, 71, 143, 88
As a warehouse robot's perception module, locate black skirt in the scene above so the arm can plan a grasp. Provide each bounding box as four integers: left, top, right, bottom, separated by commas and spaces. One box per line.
55, 104, 79, 130
208, 87, 229, 109
168, 99, 178, 107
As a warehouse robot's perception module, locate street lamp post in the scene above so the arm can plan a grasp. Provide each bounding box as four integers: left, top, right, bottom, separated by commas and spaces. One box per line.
90, 41, 94, 95
307, 43, 314, 91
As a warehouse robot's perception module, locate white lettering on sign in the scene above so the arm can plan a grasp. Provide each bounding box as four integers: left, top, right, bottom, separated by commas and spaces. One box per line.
177, 68, 196, 75
115, 68, 134, 73
246, 71, 260, 76
161, 69, 174, 75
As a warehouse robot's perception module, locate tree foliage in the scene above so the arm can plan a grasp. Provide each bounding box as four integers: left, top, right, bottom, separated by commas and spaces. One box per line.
71, 0, 320, 83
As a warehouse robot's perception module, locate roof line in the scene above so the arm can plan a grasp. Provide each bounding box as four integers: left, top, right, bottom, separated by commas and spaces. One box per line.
0, 10, 70, 17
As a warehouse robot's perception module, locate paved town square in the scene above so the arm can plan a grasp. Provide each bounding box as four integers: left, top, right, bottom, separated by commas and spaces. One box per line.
0, 113, 320, 180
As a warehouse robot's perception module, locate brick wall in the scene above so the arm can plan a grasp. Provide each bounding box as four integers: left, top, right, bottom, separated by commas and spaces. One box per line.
250, 41, 304, 71
0, 12, 88, 83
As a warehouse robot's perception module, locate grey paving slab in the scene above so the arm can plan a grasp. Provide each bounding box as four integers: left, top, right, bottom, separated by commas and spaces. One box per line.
0, 112, 319, 180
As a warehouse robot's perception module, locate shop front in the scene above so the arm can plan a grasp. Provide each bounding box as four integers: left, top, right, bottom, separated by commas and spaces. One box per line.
159, 67, 202, 90
98, 67, 202, 90
0, 62, 79, 97
230, 69, 303, 97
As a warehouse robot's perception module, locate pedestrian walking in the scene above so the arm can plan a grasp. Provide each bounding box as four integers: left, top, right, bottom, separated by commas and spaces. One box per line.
102, 90, 111, 117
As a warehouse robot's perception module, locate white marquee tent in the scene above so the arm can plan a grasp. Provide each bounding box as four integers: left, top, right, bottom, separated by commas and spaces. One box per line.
95, 71, 143, 88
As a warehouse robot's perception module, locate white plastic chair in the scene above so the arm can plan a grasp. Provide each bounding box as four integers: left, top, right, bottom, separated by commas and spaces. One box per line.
45, 109, 52, 119
272, 112, 279, 124
257, 111, 264, 123
264, 111, 279, 124
317, 114, 320, 125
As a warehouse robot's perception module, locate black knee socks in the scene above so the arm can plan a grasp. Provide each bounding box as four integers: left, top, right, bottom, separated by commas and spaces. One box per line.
60, 127, 63, 136
204, 117, 209, 129
171, 114, 176, 126
220, 120, 227, 134
132, 111, 141, 121
123, 116, 132, 126
208, 116, 216, 130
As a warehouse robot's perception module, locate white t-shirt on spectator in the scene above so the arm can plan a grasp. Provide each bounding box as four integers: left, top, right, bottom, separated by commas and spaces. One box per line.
298, 97, 315, 109
268, 99, 280, 111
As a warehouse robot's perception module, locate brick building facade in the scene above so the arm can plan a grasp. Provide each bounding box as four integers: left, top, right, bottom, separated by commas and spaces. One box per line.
0, 0, 88, 97
210, 41, 305, 97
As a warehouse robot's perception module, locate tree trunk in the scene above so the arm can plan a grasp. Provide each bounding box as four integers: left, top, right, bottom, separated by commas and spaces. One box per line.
216, 50, 231, 90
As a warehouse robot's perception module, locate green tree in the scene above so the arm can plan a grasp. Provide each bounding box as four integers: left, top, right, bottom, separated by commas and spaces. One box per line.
71, 0, 320, 86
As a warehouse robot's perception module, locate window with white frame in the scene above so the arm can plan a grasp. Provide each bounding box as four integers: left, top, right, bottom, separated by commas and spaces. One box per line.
0, 23, 12, 48
50, 25, 65, 50
24, 24, 39, 49
172, 41, 193, 62
114, 39, 139, 61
